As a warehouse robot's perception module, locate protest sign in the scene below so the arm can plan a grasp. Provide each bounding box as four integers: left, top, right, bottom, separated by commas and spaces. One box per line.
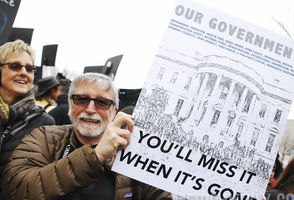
112, 0, 294, 199
0, 0, 21, 45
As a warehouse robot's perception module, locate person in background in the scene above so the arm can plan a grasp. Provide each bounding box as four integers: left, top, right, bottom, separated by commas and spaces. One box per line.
34, 76, 59, 112
265, 158, 294, 200
273, 154, 284, 181
2, 73, 172, 200
267, 165, 278, 191
48, 78, 72, 125
0, 40, 55, 197
267, 155, 284, 191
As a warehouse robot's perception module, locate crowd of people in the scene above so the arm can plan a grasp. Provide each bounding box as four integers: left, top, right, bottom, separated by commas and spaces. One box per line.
0, 39, 293, 200
0, 40, 172, 200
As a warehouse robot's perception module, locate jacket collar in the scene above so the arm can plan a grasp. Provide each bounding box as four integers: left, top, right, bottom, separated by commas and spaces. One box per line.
69, 128, 82, 149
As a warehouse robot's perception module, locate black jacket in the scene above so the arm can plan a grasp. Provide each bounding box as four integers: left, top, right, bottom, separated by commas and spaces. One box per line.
48, 95, 71, 125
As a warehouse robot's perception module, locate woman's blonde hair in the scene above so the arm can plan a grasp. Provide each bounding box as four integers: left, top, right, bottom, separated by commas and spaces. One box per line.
0, 39, 35, 64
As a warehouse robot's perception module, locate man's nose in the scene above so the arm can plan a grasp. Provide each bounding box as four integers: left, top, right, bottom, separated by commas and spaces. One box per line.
85, 100, 96, 113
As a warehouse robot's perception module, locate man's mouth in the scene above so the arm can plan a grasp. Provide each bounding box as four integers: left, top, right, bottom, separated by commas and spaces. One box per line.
80, 118, 100, 124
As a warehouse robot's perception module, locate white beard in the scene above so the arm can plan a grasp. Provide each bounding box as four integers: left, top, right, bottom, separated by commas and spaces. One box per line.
71, 110, 116, 138
77, 112, 104, 138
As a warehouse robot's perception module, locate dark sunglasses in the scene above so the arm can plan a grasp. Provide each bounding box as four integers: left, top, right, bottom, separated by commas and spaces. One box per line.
0, 62, 37, 73
70, 94, 115, 110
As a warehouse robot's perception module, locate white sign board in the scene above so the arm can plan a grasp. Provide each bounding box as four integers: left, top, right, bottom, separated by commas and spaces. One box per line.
112, 0, 294, 199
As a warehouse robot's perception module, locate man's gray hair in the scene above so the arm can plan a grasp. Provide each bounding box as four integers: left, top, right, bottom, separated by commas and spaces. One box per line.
68, 73, 119, 109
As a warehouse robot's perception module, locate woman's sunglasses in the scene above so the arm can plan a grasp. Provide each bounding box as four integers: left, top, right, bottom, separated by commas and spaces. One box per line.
0, 62, 37, 73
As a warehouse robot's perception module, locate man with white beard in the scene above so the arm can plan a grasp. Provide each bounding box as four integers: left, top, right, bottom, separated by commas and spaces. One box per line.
2, 73, 172, 200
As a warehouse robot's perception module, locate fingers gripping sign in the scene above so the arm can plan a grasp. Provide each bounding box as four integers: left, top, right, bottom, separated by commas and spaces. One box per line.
95, 112, 135, 163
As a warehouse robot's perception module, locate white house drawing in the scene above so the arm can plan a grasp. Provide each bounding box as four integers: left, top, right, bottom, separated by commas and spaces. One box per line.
134, 48, 291, 180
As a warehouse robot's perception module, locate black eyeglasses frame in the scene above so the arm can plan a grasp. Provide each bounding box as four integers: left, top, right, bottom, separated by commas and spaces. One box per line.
70, 94, 115, 110
0, 62, 37, 73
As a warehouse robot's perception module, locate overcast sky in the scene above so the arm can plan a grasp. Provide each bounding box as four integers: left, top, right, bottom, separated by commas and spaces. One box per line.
13, 0, 294, 84
13, 0, 294, 117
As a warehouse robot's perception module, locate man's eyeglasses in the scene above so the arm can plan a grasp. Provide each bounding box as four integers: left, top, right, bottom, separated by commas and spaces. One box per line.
0, 62, 37, 73
70, 94, 115, 110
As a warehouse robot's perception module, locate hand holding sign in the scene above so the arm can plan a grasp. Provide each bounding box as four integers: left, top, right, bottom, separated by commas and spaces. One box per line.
95, 111, 134, 163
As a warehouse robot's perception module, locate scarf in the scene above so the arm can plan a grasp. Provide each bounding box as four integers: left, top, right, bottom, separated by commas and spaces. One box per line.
0, 90, 43, 151
10, 90, 37, 121
0, 95, 9, 126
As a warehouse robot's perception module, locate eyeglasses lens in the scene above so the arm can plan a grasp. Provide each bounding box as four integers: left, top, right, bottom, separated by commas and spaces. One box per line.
73, 96, 89, 106
94, 98, 112, 109
8, 63, 36, 73
72, 95, 113, 110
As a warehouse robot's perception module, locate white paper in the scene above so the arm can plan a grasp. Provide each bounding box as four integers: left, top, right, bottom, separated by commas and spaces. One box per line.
112, 0, 294, 199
